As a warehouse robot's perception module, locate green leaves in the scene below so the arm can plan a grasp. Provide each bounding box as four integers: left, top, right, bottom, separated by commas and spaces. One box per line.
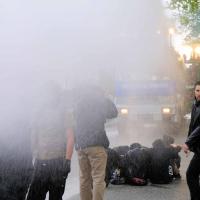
167, 0, 200, 38
169, 0, 199, 13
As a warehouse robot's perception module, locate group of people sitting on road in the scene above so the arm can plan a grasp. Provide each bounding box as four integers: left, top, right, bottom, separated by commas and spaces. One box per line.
105, 134, 182, 187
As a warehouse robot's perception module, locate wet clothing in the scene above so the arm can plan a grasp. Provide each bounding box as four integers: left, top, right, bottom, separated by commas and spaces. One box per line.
186, 100, 200, 154
0, 92, 33, 200
112, 146, 130, 156
105, 148, 120, 186
27, 158, 68, 200
149, 146, 179, 184
126, 148, 150, 185
78, 146, 107, 200
74, 89, 118, 200
186, 155, 200, 200
31, 104, 73, 160
0, 145, 32, 200
27, 100, 73, 200
185, 100, 200, 200
112, 146, 129, 179
74, 97, 118, 150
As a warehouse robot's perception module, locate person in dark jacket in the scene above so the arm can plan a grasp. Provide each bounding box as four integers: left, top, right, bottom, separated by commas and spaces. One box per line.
182, 81, 200, 200
125, 146, 151, 186
73, 85, 118, 200
162, 134, 182, 179
105, 148, 120, 186
149, 139, 179, 184
109, 146, 129, 185
0, 75, 33, 200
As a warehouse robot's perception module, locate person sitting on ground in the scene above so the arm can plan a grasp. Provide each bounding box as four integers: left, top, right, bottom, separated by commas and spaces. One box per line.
129, 142, 142, 150
110, 145, 129, 185
105, 148, 120, 186
149, 139, 180, 184
162, 134, 182, 179
125, 144, 151, 186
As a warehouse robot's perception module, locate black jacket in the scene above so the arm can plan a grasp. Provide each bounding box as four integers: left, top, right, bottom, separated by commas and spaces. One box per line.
185, 100, 200, 155
126, 147, 151, 180
74, 92, 118, 150
149, 141, 179, 184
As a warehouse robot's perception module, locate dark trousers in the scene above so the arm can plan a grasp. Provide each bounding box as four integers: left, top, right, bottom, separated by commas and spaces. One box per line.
0, 156, 33, 200
27, 158, 67, 200
186, 154, 200, 200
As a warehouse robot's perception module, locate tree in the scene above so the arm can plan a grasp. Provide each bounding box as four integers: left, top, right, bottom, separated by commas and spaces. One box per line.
167, 0, 200, 38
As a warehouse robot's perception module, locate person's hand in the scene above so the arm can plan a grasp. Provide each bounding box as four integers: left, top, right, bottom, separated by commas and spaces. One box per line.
170, 143, 182, 152
182, 144, 190, 156
170, 143, 177, 148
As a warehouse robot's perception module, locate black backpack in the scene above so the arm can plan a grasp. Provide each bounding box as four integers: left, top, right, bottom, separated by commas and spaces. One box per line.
149, 147, 175, 184
125, 148, 150, 186
105, 148, 120, 186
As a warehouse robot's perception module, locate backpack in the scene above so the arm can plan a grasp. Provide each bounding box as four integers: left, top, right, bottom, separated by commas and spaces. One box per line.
149, 147, 174, 184
125, 148, 150, 186
105, 148, 120, 186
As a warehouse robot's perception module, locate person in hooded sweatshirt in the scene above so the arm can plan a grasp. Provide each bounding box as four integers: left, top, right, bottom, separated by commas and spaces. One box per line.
182, 81, 200, 200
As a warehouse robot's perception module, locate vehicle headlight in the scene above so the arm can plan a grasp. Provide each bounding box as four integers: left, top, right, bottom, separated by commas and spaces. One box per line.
120, 108, 128, 115
162, 107, 171, 114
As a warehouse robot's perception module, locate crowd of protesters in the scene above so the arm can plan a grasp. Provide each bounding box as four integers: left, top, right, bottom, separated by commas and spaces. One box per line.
106, 135, 182, 187
1, 79, 200, 200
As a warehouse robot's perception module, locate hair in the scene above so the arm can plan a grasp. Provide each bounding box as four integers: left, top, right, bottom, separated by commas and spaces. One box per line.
194, 81, 200, 89
130, 142, 142, 150
152, 139, 165, 148
163, 135, 174, 146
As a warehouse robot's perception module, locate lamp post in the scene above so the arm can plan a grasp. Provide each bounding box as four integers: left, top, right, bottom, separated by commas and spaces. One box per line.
168, 28, 175, 48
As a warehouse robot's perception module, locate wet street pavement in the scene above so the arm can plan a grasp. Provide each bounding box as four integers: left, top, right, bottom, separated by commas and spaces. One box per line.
64, 121, 191, 200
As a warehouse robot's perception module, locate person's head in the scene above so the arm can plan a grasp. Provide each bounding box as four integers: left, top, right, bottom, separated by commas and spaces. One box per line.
194, 81, 200, 101
162, 134, 174, 146
37, 81, 62, 107
130, 142, 142, 150
152, 139, 165, 149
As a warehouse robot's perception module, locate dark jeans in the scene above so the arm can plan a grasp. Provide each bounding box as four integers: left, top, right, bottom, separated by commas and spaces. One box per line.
27, 158, 68, 200
0, 156, 33, 200
186, 154, 200, 200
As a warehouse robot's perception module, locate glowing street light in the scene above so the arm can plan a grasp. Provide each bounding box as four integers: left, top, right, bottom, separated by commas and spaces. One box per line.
168, 28, 175, 35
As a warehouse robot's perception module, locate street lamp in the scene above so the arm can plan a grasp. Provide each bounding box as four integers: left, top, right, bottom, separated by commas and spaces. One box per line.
168, 28, 175, 35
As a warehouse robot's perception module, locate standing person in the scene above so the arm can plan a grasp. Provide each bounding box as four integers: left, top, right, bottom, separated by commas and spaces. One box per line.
73, 85, 118, 200
182, 81, 200, 200
27, 81, 74, 200
0, 74, 33, 200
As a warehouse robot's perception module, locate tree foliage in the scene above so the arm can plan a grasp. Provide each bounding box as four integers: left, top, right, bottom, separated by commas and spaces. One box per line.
167, 0, 200, 38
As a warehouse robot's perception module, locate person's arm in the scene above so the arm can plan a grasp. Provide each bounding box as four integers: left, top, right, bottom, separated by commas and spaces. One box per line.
63, 128, 74, 176
185, 126, 200, 149
66, 127, 74, 160
182, 143, 190, 155
31, 122, 38, 161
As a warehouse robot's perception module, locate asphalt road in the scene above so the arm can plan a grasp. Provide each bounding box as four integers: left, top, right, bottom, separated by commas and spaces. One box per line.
64, 121, 192, 200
